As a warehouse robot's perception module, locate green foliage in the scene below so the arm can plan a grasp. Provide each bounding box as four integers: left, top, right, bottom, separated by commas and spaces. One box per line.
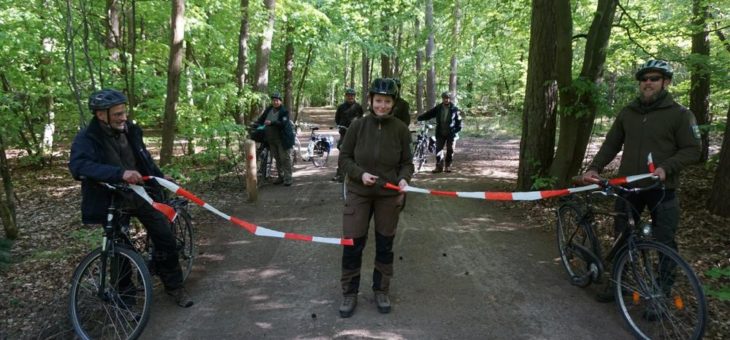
70, 228, 101, 249
705, 266, 730, 301
530, 174, 557, 190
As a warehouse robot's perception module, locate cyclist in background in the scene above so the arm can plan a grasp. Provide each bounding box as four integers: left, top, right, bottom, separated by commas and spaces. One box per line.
69, 89, 194, 308
416, 91, 462, 173
333, 88, 364, 182
256, 92, 295, 186
391, 78, 411, 127
337, 78, 414, 318
581, 59, 701, 302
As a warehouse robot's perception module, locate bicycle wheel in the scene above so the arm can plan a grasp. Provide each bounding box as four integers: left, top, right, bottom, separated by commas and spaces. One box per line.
172, 206, 195, 282
556, 202, 600, 287
310, 140, 329, 167
69, 246, 153, 340
257, 147, 270, 183
612, 241, 707, 340
414, 141, 427, 172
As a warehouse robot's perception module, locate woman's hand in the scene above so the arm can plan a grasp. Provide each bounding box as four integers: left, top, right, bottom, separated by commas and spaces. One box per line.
361, 172, 379, 186
398, 178, 408, 190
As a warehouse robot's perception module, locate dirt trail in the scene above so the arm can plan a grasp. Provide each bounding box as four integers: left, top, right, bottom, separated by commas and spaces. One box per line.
141, 108, 632, 339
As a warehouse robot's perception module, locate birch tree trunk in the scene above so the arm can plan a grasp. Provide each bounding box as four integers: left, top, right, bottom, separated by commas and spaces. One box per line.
160, 0, 186, 166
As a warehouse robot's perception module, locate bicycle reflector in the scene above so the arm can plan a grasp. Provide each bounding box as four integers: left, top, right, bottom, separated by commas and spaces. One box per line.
674, 295, 685, 310
633, 291, 641, 305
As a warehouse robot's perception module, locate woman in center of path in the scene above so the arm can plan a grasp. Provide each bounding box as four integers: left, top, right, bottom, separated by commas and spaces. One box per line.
337, 78, 414, 318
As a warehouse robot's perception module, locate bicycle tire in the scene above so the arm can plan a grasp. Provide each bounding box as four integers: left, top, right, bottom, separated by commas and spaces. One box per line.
172, 207, 195, 282
414, 141, 427, 172
257, 147, 271, 183
311, 141, 329, 167
556, 202, 600, 287
612, 240, 707, 340
69, 246, 153, 340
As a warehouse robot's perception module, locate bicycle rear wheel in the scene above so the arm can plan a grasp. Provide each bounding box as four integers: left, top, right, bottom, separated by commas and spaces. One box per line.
556, 202, 600, 287
69, 246, 153, 340
612, 241, 707, 340
172, 205, 195, 282
257, 147, 271, 183
414, 141, 428, 172
311, 141, 329, 167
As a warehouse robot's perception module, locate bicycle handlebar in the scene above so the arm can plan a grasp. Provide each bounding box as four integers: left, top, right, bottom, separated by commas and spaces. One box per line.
587, 175, 663, 196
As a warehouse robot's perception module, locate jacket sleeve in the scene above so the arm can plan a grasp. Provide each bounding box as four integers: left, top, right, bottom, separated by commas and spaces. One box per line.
354, 103, 364, 118
588, 112, 625, 172
659, 108, 702, 176
453, 108, 463, 134
255, 108, 267, 126
417, 105, 438, 121
68, 133, 125, 183
339, 120, 366, 183
397, 126, 415, 182
335, 105, 343, 126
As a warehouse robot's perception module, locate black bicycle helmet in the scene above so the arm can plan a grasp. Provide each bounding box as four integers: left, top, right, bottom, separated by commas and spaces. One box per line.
345, 88, 356, 95
441, 91, 451, 99
270, 92, 282, 100
393, 78, 402, 88
635, 60, 673, 80
368, 78, 398, 98
88, 89, 127, 112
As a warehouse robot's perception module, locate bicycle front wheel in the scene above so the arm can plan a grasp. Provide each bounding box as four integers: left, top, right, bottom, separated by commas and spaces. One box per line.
414, 142, 427, 172
173, 207, 195, 282
311, 141, 329, 167
612, 241, 707, 340
556, 202, 599, 287
69, 246, 153, 340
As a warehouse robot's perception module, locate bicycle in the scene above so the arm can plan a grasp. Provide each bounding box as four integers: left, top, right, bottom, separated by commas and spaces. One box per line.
248, 123, 275, 184
304, 126, 334, 167
412, 122, 435, 173
555, 177, 707, 339
68, 182, 195, 340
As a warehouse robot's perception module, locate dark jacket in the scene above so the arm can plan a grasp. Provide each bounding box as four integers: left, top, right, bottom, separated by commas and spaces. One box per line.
392, 98, 411, 127
417, 103, 462, 139
335, 101, 364, 128
588, 92, 701, 189
256, 105, 295, 149
339, 111, 414, 197
69, 117, 164, 224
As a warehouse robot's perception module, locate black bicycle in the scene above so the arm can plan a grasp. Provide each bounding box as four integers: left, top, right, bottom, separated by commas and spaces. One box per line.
68, 182, 195, 340
556, 177, 707, 339
412, 122, 435, 173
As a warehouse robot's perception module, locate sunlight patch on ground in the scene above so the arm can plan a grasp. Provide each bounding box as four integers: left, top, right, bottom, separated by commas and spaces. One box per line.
258, 268, 288, 279
255, 322, 273, 330
198, 253, 225, 262
333, 330, 406, 340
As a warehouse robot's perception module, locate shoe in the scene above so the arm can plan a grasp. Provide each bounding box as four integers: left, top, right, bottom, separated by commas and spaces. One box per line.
339, 295, 357, 318
284, 181, 292, 187
332, 175, 342, 182
166, 287, 194, 308
272, 178, 284, 185
431, 168, 443, 174
444, 167, 452, 173
374, 292, 391, 314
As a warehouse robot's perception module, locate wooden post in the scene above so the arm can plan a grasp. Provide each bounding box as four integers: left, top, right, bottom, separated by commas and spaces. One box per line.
244, 139, 258, 202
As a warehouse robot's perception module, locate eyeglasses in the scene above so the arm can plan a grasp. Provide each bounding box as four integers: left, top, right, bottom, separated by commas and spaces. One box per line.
639, 76, 663, 82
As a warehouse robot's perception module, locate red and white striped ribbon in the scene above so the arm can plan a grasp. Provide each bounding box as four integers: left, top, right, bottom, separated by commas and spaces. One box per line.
139, 176, 353, 246
383, 173, 656, 201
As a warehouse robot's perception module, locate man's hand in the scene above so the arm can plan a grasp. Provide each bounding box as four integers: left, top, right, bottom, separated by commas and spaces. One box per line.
123, 170, 144, 184
264, 120, 272, 126
653, 167, 667, 181
361, 172, 378, 186
581, 170, 600, 185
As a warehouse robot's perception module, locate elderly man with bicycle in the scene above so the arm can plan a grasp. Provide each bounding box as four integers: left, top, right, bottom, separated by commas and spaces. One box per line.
69, 89, 194, 308
416, 91, 462, 173
582, 60, 701, 302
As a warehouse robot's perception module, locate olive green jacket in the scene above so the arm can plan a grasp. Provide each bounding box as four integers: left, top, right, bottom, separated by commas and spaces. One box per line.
339, 111, 414, 196
392, 97, 411, 127
588, 92, 701, 189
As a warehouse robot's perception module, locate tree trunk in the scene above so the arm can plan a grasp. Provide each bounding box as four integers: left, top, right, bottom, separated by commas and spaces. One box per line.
425, 0, 436, 109
283, 23, 294, 112
63, 0, 87, 128
517, 0, 570, 190
394, 25, 402, 77
160, 0, 185, 166
349, 55, 356, 89
128, 0, 138, 119
0, 134, 17, 239
361, 50, 369, 106
448, 0, 461, 104
415, 18, 424, 115
708, 104, 730, 216
550, 0, 617, 188
690, 0, 710, 162
106, 0, 121, 61
234, 0, 250, 125
248, 0, 276, 122
294, 45, 314, 122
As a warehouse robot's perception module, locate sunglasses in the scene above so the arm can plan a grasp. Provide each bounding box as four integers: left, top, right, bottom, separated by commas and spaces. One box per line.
639, 76, 663, 82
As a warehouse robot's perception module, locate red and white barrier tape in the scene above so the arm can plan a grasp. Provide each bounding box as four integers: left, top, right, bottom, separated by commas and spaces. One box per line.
136, 176, 353, 246
383, 173, 656, 201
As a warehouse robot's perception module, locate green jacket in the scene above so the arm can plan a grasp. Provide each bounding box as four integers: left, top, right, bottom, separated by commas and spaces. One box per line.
392, 97, 411, 127
339, 110, 414, 197
588, 92, 701, 189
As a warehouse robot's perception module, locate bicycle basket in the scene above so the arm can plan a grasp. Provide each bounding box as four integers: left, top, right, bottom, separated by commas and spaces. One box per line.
249, 125, 266, 143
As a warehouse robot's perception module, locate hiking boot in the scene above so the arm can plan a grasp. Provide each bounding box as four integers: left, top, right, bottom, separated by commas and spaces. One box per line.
272, 178, 284, 185
374, 292, 391, 314
339, 295, 357, 318
332, 175, 342, 182
284, 181, 292, 187
166, 287, 194, 308
431, 168, 443, 174
444, 166, 452, 173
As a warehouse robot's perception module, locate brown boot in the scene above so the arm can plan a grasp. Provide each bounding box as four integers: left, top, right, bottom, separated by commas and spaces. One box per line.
431, 167, 443, 174
166, 287, 194, 308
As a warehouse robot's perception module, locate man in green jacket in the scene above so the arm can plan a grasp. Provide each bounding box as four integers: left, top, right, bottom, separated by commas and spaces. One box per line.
582, 59, 701, 302
391, 78, 411, 127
